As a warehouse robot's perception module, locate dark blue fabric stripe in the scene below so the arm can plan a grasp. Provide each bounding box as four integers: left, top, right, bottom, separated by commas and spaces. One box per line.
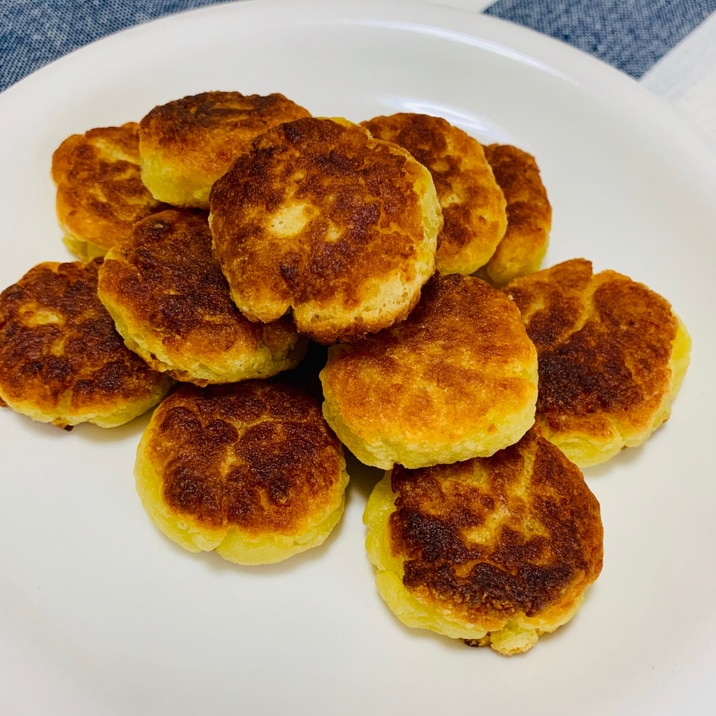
484, 0, 716, 79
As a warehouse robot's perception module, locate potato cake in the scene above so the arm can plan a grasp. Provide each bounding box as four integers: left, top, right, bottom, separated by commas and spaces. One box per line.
0, 259, 172, 429
135, 378, 349, 565
138, 90, 311, 208
362, 112, 507, 275
209, 116, 442, 344
51, 122, 168, 259
504, 259, 691, 467
363, 429, 603, 655
320, 274, 538, 469
97, 208, 307, 385
480, 143, 552, 286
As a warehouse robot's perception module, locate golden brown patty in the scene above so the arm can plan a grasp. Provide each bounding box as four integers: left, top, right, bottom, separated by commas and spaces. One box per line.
361, 113, 507, 275
51, 123, 168, 259
363, 429, 603, 655
138, 90, 311, 208
320, 274, 538, 469
504, 259, 691, 467
135, 378, 349, 565
479, 143, 552, 286
97, 208, 307, 385
209, 116, 442, 344
0, 259, 172, 429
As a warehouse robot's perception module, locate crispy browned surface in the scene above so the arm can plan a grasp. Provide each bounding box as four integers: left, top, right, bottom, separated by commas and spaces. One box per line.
209, 116, 440, 344
142, 379, 346, 534
389, 429, 603, 624
320, 274, 538, 468
481, 144, 552, 286
504, 259, 681, 459
51, 123, 168, 257
97, 209, 306, 384
138, 91, 311, 205
0, 259, 171, 428
362, 113, 506, 275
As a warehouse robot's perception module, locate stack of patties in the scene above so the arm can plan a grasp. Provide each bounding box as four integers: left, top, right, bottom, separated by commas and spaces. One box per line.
5, 89, 692, 654
319, 272, 601, 654
132, 101, 409, 562
0, 91, 363, 565
346, 256, 689, 654
360, 113, 552, 284
125, 105, 446, 563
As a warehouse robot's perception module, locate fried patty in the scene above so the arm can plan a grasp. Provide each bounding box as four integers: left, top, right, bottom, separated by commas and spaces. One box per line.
504, 259, 691, 467
479, 143, 552, 286
363, 429, 603, 655
138, 90, 311, 208
135, 378, 349, 565
97, 208, 307, 385
320, 274, 538, 469
51, 122, 168, 259
362, 113, 507, 275
209, 116, 442, 344
0, 259, 172, 429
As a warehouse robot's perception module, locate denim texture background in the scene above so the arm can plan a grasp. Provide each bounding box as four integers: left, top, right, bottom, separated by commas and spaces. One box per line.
485, 0, 716, 79
0, 0, 229, 92
1, 0, 715, 91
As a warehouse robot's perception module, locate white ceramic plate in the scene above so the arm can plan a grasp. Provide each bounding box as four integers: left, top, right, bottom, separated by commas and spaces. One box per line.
1, 1, 714, 714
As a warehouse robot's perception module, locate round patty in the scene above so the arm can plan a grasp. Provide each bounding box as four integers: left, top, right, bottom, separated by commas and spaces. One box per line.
135, 378, 350, 565
363, 428, 603, 655
503, 258, 691, 467
138, 90, 311, 208
97, 208, 307, 385
320, 273, 538, 469
0, 258, 172, 429
209, 116, 442, 344
52, 122, 168, 259
362, 112, 507, 275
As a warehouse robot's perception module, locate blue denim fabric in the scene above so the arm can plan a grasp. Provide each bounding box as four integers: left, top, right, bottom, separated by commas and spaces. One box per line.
484, 0, 716, 79
1, 0, 715, 92
0, 0, 228, 92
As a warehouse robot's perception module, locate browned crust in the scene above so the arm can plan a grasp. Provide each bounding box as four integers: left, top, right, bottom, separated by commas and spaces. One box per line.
389, 429, 603, 623
51, 123, 168, 255
362, 113, 506, 275
320, 273, 537, 467
0, 259, 171, 427
143, 379, 346, 534
138, 91, 311, 186
209, 116, 439, 343
481, 143, 552, 286
504, 258, 679, 443
97, 208, 306, 383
